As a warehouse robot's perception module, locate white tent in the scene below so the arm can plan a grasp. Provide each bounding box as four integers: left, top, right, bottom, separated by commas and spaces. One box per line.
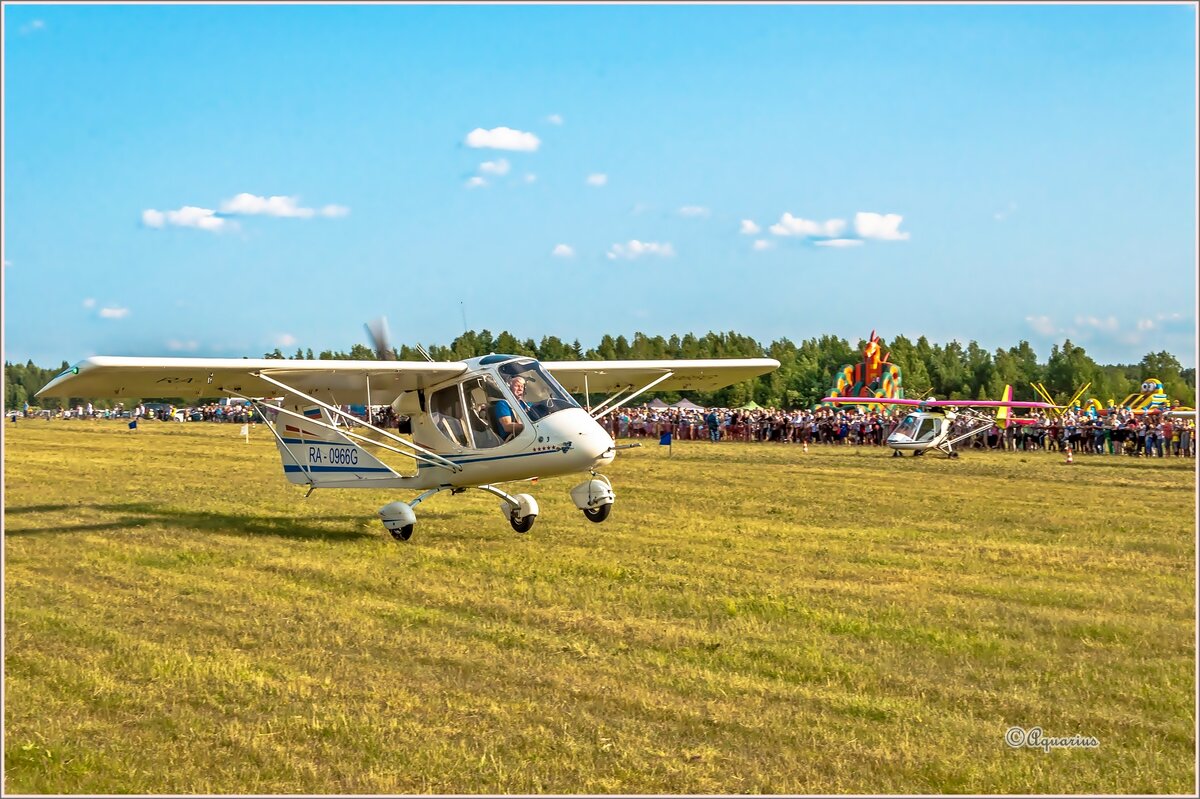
671, 398, 706, 411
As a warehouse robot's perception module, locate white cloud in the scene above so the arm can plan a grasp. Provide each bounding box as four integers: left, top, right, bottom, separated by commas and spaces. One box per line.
586, 173, 608, 187
221, 193, 313, 217
606, 240, 675, 260
769, 213, 846, 238
465, 126, 541, 151
679, 205, 710, 218
854, 211, 910, 241
814, 238, 864, 248
752, 239, 773, 251
20, 19, 45, 34
547, 113, 564, 125
220, 193, 336, 218
166, 339, 199, 352
465, 176, 487, 189
1025, 315, 1058, 336
1074, 315, 1120, 333
479, 158, 511, 176
1136, 312, 1187, 333
82, 298, 96, 309
99, 306, 129, 319
552, 244, 575, 258
524, 173, 537, 183
740, 219, 761, 235
142, 206, 229, 232
275, 333, 297, 347
319, 204, 350, 217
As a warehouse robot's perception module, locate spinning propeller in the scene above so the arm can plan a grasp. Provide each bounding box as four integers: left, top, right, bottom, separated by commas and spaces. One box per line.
364, 317, 397, 361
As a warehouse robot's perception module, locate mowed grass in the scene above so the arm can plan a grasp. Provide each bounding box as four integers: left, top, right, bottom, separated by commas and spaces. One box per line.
3, 419, 1196, 794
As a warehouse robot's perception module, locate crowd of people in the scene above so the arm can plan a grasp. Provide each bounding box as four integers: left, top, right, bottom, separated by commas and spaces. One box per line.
16, 399, 1195, 458
596, 406, 1197, 458
13, 401, 261, 424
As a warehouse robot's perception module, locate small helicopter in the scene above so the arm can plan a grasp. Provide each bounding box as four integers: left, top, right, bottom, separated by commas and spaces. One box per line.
37, 320, 779, 540
821, 386, 1056, 458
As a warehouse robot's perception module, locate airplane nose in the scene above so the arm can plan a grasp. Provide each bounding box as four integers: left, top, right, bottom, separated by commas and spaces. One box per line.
584, 419, 616, 466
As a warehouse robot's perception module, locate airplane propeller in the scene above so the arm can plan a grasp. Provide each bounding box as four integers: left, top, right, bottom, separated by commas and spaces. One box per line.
364, 317, 397, 361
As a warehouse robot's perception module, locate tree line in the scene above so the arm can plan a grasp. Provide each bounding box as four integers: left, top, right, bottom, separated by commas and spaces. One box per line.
6, 330, 1195, 411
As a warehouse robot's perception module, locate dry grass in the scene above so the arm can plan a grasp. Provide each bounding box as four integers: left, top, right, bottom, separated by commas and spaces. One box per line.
4, 419, 1196, 793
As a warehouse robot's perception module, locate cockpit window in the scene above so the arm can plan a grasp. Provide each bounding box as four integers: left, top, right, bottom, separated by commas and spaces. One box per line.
895, 414, 920, 439
916, 417, 941, 442
496, 359, 580, 424
462, 375, 506, 449
429, 383, 469, 448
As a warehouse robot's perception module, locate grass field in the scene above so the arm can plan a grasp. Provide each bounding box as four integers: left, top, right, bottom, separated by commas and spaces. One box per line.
3, 419, 1196, 794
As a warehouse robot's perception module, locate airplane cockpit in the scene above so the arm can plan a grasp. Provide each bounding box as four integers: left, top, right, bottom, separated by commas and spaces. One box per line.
494, 358, 580, 424
424, 356, 582, 451
891, 413, 942, 443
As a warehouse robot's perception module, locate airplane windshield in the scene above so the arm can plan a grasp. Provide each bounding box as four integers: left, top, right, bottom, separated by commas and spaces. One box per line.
895, 414, 920, 439
497, 359, 580, 424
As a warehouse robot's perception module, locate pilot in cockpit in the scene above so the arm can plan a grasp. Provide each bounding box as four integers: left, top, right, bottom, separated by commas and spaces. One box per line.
492, 375, 531, 440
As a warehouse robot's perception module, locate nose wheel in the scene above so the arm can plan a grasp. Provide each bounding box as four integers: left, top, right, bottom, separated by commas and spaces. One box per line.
583, 504, 611, 523
571, 474, 615, 523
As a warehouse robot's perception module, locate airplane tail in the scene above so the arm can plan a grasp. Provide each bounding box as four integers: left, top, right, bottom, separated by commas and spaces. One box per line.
272, 404, 398, 485
996, 385, 1013, 429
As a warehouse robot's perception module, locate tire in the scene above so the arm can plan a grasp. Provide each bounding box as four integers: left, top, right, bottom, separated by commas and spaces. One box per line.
510, 514, 536, 534
583, 504, 611, 523
390, 524, 414, 541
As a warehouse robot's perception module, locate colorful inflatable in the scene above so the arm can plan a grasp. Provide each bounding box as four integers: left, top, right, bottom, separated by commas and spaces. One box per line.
1117, 379, 1171, 413
824, 330, 903, 407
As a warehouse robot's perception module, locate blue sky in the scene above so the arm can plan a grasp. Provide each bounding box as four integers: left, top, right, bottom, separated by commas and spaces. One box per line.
3, 3, 1196, 368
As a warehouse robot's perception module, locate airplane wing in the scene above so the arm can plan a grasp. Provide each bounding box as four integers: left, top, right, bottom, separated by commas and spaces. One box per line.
821, 396, 1056, 409
542, 358, 780, 394
822, 397, 925, 407
35, 356, 469, 403
923, 399, 1057, 409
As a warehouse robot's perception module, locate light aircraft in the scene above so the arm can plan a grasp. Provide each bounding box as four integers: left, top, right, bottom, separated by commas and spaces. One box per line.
36, 323, 778, 540
821, 386, 1057, 458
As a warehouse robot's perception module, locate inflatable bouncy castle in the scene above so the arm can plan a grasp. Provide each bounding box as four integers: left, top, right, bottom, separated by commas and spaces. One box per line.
825, 330, 904, 405
1117, 379, 1172, 413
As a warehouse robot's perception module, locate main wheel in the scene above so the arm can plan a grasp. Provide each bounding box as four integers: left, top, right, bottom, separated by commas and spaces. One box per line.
390, 524, 414, 541
948, 451, 960, 459
583, 504, 611, 523
510, 514, 536, 533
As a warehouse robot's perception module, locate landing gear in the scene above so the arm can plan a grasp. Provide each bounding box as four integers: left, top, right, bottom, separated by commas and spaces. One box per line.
390, 524, 414, 541
510, 512, 536, 533
583, 504, 611, 523
892, 450, 904, 458
570, 474, 615, 523
948, 451, 960, 459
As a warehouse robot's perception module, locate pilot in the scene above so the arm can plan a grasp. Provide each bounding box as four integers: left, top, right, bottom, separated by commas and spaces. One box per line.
493, 375, 532, 440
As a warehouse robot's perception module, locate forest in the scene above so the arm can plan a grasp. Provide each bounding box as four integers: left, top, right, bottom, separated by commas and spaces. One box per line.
6, 329, 1195, 411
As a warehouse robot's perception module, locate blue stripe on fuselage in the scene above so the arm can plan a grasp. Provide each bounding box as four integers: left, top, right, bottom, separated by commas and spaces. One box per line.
283, 465, 393, 473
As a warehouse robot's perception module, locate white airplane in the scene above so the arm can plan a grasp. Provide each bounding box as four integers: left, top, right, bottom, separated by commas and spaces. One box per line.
821, 387, 1056, 458
37, 327, 778, 540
